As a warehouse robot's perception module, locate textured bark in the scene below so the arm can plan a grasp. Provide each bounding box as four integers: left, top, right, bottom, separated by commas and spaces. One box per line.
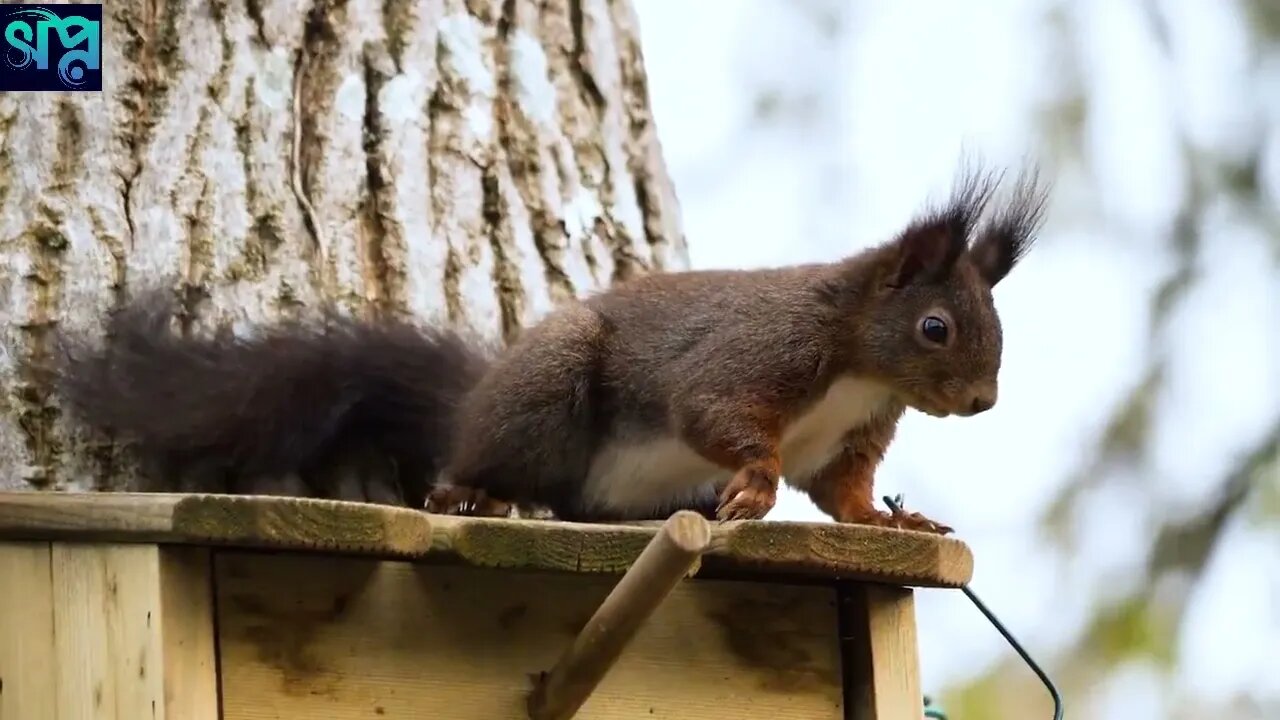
0, 0, 687, 491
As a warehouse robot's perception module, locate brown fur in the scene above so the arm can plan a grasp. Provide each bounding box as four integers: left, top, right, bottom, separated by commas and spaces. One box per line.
802, 402, 951, 533
49, 164, 1048, 532
438, 165, 1049, 527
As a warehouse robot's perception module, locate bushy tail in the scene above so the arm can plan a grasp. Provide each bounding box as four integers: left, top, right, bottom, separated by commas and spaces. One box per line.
51, 289, 491, 507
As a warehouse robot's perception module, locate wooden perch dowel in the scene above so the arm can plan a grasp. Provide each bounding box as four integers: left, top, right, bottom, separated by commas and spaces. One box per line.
527, 510, 712, 720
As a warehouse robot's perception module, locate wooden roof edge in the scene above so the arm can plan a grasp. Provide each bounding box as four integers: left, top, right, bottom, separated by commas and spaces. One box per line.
0, 491, 973, 587
0, 490, 435, 556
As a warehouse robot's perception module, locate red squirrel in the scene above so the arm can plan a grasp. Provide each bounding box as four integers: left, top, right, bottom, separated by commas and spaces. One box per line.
49, 164, 1047, 535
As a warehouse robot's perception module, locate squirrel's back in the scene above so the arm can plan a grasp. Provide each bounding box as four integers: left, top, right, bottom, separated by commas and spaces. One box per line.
586, 263, 845, 393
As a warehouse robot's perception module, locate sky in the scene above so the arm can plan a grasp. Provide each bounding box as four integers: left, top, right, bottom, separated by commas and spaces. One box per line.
631, 0, 1280, 716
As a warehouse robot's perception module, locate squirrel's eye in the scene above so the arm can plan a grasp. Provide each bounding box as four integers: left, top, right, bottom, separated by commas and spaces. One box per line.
921, 316, 948, 344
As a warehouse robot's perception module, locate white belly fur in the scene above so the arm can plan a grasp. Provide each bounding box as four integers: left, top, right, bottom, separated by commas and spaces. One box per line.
581, 377, 895, 513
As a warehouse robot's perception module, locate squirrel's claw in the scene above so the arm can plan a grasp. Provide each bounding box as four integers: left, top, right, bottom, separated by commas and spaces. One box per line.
716, 490, 774, 521
870, 506, 953, 535
425, 485, 513, 518
854, 510, 954, 535
888, 508, 954, 535
842, 502, 955, 535
715, 469, 778, 522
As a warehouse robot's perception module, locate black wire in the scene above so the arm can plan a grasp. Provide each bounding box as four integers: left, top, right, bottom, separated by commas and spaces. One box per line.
883, 495, 1065, 720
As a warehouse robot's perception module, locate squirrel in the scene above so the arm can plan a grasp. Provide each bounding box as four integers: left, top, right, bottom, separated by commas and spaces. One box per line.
47, 163, 1048, 535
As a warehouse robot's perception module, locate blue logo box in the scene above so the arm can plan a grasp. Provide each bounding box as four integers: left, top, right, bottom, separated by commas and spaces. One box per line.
1, 3, 102, 92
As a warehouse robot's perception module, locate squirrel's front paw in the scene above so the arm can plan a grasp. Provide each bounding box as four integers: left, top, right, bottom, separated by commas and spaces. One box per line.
715, 465, 778, 521
873, 508, 953, 535
425, 485, 513, 517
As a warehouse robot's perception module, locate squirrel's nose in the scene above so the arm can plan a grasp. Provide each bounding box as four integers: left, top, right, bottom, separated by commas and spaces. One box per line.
970, 395, 995, 415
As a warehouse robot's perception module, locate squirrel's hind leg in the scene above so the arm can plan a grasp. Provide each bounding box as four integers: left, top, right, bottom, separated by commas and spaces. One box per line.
439, 306, 607, 517
425, 484, 514, 517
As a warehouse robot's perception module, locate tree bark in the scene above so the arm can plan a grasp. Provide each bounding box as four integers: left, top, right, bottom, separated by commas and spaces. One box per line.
0, 0, 687, 491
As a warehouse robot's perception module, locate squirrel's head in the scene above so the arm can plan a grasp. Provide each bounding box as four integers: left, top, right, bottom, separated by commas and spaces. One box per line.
848, 166, 1049, 419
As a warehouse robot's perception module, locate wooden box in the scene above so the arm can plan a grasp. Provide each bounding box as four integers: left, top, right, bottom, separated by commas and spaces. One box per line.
0, 493, 971, 719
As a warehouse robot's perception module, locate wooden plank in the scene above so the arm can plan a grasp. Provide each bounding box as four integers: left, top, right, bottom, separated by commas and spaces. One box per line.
158, 548, 219, 719
215, 552, 845, 719
0, 491, 433, 557
433, 514, 972, 588
48, 543, 219, 719
708, 520, 971, 588
52, 543, 164, 717
841, 584, 922, 720
0, 492, 972, 587
0, 542, 57, 720
529, 511, 711, 719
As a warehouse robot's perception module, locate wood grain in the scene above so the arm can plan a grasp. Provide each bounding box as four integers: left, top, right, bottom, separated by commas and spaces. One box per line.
215, 552, 845, 719
431, 514, 971, 587
708, 519, 973, 588
46, 543, 218, 719
529, 511, 711, 719
0, 492, 973, 586
0, 492, 434, 557
158, 548, 219, 719
0, 542, 57, 720
842, 584, 922, 720
51, 543, 165, 717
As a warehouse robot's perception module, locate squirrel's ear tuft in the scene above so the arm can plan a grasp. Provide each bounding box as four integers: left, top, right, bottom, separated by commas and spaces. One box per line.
886, 167, 1000, 288
968, 166, 1050, 287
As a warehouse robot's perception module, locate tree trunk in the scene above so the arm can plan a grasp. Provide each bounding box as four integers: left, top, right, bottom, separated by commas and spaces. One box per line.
0, 0, 687, 492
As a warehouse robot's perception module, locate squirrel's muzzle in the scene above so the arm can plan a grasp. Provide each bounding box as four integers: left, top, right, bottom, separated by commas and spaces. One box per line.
958, 384, 998, 416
